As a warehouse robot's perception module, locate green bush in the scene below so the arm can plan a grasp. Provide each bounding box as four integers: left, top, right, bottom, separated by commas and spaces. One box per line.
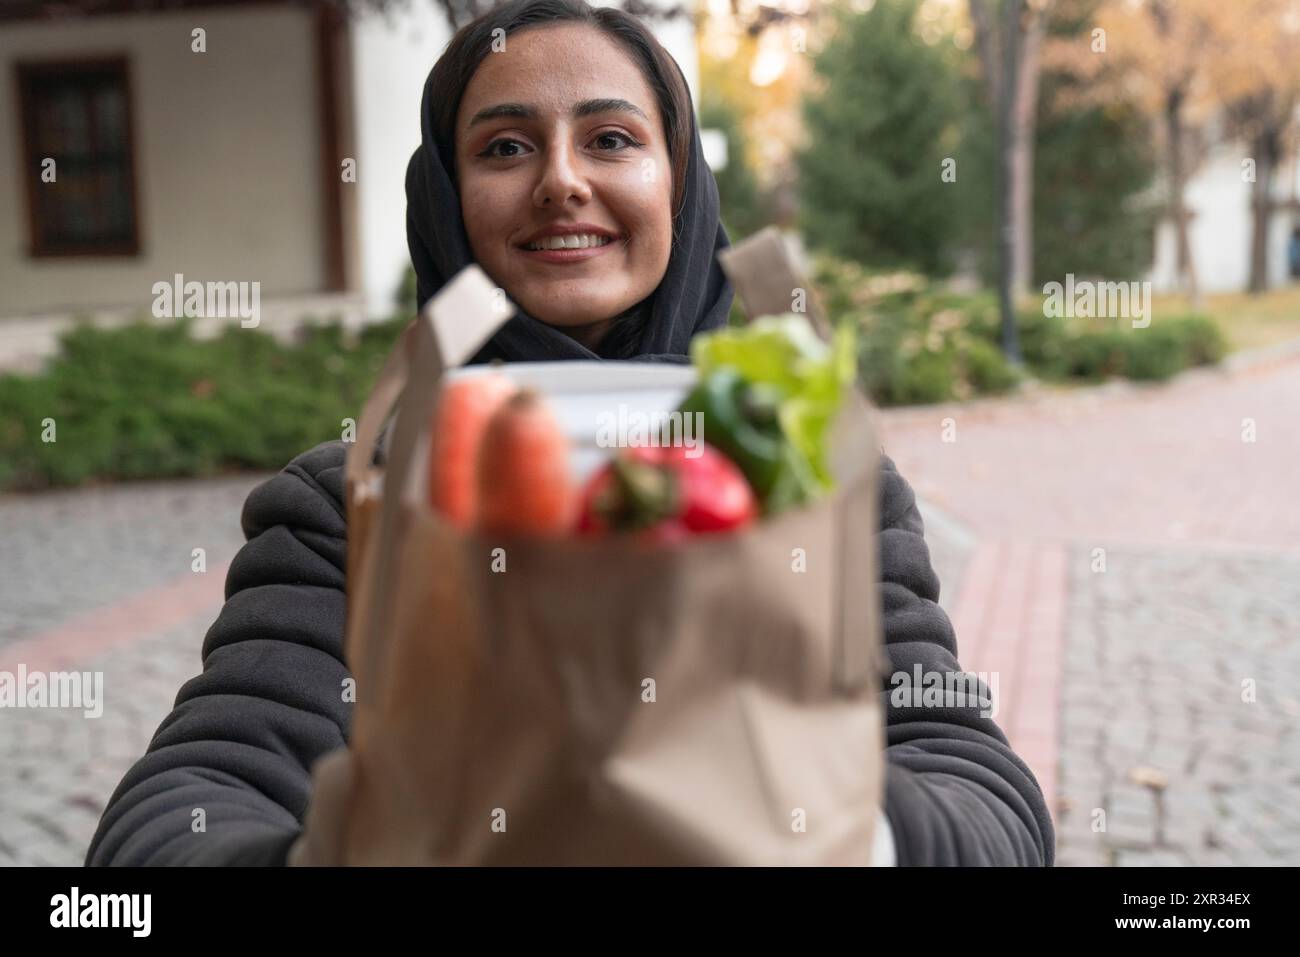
1127, 324, 1197, 381
396, 265, 418, 317
811, 253, 1226, 406
1059, 328, 1129, 380
0, 317, 405, 491
843, 276, 1018, 405
1169, 315, 1228, 366
0, 263, 1236, 490
961, 336, 1020, 394
1041, 317, 1222, 382
1010, 307, 1069, 377
891, 348, 957, 405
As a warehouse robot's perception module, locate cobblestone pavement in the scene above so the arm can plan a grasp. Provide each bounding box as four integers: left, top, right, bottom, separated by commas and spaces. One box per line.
1054, 546, 1300, 866
1, 474, 263, 648
1, 613, 218, 865
879, 353, 1300, 866
3, 353, 1297, 867
0, 474, 267, 866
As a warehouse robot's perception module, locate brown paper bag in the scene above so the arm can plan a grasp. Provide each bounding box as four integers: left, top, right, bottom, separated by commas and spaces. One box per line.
341, 236, 884, 865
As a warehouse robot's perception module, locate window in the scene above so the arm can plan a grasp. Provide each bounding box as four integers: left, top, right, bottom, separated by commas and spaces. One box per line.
16, 57, 140, 256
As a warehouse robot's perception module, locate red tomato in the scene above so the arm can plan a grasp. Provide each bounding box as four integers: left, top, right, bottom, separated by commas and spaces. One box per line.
577, 442, 757, 540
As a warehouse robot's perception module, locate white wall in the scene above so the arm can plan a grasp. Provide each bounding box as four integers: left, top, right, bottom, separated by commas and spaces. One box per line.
350, 2, 701, 320
1148, 140, 1300, 294
350, 2, 450, 320
0, 6, 325, 317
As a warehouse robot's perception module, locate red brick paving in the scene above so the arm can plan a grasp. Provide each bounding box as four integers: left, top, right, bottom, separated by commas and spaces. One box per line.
0, 562, 230, 675
947, 539, 1066, 821
879, 353, 1300, 835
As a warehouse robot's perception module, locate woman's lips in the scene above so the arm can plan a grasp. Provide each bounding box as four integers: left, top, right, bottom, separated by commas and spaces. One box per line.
516, 237, 622, 264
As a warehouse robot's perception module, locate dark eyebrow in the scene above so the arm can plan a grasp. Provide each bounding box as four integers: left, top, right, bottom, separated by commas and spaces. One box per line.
466, 98, 649, 129
573, 98, 650, 122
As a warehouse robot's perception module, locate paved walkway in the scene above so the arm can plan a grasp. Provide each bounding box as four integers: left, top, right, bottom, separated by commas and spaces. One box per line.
0, 475, 262, 866
878, 354, 1300, 866
2, 354, 1297, 866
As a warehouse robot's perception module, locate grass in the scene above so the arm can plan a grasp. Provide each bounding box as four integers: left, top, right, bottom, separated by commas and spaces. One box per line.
1150, 285, 1300, 353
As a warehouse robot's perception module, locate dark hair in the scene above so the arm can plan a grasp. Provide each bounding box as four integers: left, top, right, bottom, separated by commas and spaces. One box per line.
427, 0, 694, 221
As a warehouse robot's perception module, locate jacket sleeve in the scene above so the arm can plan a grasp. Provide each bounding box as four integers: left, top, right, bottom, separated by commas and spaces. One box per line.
86, 438, 1052, 866
86, 440, 352, 866
877, 453, 1055, 866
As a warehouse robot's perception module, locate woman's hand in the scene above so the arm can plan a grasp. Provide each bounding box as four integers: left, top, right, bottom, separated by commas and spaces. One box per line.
287, 748, 357, 866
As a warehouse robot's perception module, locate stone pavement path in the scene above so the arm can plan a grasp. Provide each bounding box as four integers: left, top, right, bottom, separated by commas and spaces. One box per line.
2, 354, 1297, 867
1, 614, 220, 865
0, 474, 266, 866
878, 354, 1300, 866
1059, 546, 1300, 865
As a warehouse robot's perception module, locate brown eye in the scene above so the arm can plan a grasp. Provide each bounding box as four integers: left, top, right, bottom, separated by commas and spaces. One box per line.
480, 138, 529, 159
594, 131, 640, 151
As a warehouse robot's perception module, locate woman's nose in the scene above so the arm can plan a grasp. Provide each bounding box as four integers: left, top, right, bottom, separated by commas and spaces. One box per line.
532, 138, 592, 207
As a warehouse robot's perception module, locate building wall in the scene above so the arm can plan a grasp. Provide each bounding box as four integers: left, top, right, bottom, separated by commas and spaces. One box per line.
350, 0, 702, 320
0, 6, 325, 317
350, 1, 449, 320
1149, 140, 1300, 294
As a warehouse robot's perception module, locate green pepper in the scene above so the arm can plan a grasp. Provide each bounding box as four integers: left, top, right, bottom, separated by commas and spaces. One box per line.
677, 367, 814, 514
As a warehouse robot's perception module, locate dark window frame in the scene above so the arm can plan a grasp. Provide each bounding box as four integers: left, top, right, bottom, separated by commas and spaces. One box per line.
15, 55, 142, 258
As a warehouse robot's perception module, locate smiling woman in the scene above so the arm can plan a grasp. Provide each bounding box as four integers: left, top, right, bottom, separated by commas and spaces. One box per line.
407, 0, 733, 362
456, 27, 673, 344
85, 0, 1053, 871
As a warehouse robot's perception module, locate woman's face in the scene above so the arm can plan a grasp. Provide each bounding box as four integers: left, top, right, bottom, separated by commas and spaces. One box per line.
454, 24, 674, 348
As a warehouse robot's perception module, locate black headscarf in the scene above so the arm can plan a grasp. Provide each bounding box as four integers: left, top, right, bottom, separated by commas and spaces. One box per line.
404, 45, 733, 365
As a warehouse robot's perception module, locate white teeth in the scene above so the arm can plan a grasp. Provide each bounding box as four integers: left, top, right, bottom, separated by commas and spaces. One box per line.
524, 233, 612, 251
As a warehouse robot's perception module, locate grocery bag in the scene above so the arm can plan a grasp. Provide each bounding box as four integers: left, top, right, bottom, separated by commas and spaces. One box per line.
340, 231, 884, 864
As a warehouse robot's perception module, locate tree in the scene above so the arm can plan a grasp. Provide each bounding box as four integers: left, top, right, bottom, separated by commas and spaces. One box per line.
1053, 0, 1300, 299
697, 1, 824, 231
969, 0, 1055, 290
796, 0, 964, 275
1050, 0, 1244, 311
955, 51, 1159, 288
699, 94, 775, 241
1212, 0, 1300, 293
1031, 76, 1158, 283
969, 0, 1056, 364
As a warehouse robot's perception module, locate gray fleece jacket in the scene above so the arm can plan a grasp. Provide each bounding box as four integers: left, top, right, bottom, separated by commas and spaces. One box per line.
85, 441, 1055, 866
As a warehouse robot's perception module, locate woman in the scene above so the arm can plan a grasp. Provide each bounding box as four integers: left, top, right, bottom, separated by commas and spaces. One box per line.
86, 0, 1053, 867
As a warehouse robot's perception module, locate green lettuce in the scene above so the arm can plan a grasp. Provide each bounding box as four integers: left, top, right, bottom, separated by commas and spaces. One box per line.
688, 314, 857, 507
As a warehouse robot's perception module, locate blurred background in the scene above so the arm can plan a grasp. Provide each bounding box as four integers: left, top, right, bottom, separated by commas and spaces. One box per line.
2, 0, 1298, 867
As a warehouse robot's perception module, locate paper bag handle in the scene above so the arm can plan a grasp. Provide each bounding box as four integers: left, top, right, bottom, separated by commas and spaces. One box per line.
717, 226, 830, 339
346, 320, 416, 493
346, 266, 514, 691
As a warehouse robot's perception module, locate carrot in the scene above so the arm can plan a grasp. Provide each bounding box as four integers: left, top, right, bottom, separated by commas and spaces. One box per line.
476, 387, 575, 537
427, 373, 517, 528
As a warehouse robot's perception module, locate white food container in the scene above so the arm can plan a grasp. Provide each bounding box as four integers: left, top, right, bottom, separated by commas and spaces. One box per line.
445, 361, 699, 483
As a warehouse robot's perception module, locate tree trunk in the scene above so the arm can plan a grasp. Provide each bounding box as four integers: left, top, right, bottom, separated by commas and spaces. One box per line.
1248, 125, 1279, 294
1011, 105, 1036, 294
1011, 2, 1048, 292
1165, 88, 1202, 312
997, 0, 1022, 364
968, 0, 1001, 111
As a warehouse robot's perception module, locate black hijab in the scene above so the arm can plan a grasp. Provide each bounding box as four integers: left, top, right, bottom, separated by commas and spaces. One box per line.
404, 43, 733, 365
